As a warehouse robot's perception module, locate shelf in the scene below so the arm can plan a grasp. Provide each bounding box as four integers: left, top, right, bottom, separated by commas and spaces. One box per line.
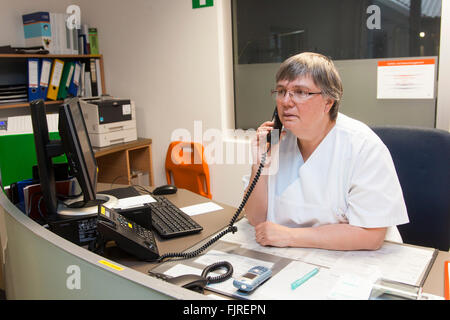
0, 100, 63, 110
94, 138, 154, 186
0, 53, 106, 110
0, 54, 102, 59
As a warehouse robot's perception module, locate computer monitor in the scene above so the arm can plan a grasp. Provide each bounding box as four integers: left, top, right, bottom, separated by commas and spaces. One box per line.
30, 99, 63, 219
30, 98, 116, 219
58, 97, 98, 206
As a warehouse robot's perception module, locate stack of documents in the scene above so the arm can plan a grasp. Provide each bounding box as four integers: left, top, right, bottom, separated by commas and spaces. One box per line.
153, 218, 438, 300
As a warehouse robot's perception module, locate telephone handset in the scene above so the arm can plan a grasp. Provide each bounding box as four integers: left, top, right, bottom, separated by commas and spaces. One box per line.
266, 107, 282, 148
156, 108, 277, 263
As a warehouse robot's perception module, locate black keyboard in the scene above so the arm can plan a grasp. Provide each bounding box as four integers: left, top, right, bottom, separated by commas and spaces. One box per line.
149, 196, 203, 238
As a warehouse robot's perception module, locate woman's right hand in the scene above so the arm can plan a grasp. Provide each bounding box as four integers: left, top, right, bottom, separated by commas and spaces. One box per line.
251, 120, 284, 169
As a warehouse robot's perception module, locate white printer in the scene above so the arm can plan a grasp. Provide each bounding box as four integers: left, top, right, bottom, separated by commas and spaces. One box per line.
79, 97, 137, 147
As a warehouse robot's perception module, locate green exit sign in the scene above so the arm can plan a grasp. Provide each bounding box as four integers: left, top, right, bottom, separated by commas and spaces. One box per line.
193, 0, 213, 9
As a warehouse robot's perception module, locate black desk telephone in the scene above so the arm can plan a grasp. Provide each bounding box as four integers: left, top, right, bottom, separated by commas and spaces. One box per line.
94, 107, 281, 263
96, 205, 159, 261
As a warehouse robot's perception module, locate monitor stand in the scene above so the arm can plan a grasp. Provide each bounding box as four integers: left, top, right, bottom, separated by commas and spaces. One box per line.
57, 193, 118, 217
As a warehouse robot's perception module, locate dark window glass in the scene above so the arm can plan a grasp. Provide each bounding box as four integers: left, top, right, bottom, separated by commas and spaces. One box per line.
234, 0, 441, 63
232, 0, 441, 130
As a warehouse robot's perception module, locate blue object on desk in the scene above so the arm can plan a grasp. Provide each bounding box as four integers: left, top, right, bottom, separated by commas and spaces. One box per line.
291, 267, 319, 290
233, 266, 272, 292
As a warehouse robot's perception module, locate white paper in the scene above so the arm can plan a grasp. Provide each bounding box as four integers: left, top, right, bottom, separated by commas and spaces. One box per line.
327, 273, 375, 300
223, 219, 434, 286
251, 261, 338, 300
28, 60, 38, 87
164, 264, 203, 277
377, 59, 436, 99
51, 61, 64, 86
180, 202, 223, 216
39, 60, 52, 86
113, 194, 156, 209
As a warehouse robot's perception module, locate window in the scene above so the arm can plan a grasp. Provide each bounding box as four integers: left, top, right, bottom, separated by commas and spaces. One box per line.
233, 0, 442, 129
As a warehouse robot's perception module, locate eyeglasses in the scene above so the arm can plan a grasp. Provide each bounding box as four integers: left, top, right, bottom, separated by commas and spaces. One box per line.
271, 89, 322, 103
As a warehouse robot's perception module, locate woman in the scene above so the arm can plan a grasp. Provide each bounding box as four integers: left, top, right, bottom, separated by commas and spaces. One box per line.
244, 52, 409, 250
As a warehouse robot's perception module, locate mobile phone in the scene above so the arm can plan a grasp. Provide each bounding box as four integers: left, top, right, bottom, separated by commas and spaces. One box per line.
233, 266, 272, 292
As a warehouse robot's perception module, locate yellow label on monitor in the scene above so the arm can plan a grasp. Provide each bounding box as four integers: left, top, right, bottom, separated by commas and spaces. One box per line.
128, 222, 133, 229
98, 260, 124, 271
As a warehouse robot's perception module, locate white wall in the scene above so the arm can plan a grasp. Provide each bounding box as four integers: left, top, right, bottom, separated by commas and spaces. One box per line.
77, 0, 249, 207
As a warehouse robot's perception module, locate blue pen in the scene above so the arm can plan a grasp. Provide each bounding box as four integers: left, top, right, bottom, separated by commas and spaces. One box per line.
291, 267, 319, 290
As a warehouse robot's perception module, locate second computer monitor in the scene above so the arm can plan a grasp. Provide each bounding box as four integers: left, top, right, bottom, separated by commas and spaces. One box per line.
58, 98, 98, 206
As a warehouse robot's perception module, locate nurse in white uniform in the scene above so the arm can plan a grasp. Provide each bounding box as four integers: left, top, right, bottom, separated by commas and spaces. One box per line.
244, 52, 409, 250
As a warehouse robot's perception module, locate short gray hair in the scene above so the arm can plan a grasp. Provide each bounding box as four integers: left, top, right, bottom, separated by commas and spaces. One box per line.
276, 52, 343, 121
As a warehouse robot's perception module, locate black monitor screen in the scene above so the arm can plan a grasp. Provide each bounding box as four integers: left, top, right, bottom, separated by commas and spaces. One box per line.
71, 100, 97, 188
30, 99, 62, 217
59, 98, 97, 205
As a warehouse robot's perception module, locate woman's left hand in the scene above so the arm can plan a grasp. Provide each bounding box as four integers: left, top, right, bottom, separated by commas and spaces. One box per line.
254, 221, 293, 247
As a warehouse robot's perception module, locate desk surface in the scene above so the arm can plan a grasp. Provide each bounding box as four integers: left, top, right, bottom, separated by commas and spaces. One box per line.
98, 186, 243, 272
98, 185, 449, 298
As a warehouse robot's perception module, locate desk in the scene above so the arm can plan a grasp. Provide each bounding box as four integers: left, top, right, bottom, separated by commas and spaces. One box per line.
94, 138, 154, 186
1, 184, 448, 299
98, 186, 449, 299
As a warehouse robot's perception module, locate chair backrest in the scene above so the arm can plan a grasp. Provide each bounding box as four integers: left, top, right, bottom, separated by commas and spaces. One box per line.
372, 126, 450, 251
165, 141, 212, 199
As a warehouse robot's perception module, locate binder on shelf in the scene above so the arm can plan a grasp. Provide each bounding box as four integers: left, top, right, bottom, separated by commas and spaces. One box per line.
49, 13, 59, 54
22, 12, 52, 52
89, 58, 98, 97
88, 28, 99, 55
68, 62, 81, 97
57, 61, 75, 100
95, 58, 103, 96
78, 62, 86, 97
39, 58, 52, 100
81, 24, 90, 54
84, 70, 92, 98
47, 59, 64, 100
78, 33, 87, 55
27, 58, 40, 101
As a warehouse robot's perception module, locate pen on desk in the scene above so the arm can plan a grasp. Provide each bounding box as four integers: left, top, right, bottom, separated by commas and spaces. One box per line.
291, 267, 319, 290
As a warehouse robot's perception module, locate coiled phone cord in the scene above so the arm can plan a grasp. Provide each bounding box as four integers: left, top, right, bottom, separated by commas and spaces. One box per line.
156, 152, 267, 263
201, 261, 234, 284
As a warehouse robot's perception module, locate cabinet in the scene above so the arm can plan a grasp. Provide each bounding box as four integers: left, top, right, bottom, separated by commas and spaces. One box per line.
93, 138, 154, 187
0, 53, 106, 110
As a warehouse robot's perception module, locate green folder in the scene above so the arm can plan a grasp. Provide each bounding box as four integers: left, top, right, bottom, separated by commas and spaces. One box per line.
57, 61, 75, 100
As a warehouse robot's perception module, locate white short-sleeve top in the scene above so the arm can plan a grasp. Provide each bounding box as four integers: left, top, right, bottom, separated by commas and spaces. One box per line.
266, 113, 409, 242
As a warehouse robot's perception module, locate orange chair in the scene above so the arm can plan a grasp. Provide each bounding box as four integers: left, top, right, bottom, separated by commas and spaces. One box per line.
165, 141, 212, 199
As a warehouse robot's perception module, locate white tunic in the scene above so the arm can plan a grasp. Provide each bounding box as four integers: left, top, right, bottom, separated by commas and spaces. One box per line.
266, 113, 409, 242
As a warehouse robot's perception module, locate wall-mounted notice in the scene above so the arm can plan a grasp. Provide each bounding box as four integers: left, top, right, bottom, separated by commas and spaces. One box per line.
377, 58, 436, 99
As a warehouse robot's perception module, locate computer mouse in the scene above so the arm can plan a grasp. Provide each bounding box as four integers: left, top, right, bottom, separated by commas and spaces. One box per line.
152, 184, 178, 195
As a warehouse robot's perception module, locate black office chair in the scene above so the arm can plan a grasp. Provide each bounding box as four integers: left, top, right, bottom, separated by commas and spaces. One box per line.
372, 126, 450, 251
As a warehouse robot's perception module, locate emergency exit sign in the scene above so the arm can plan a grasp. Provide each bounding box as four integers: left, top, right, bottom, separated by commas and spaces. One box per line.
193, 0, 213, 9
